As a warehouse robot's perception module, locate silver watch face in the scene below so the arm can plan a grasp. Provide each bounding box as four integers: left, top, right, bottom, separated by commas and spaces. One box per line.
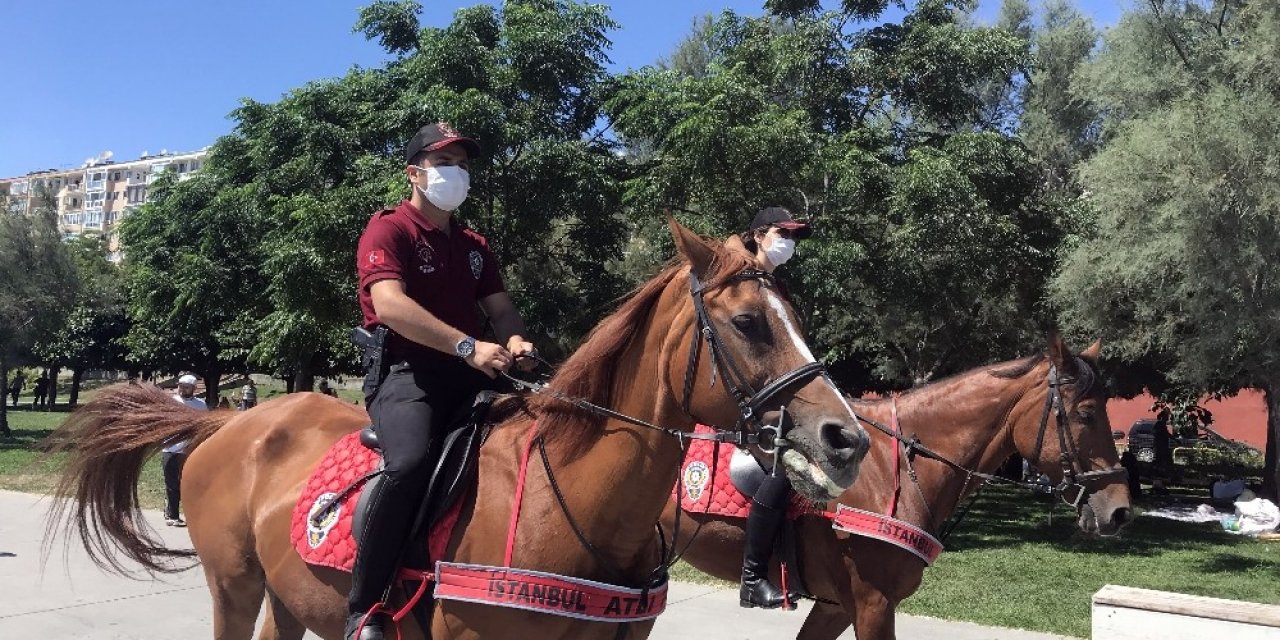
456, 338, 475, 358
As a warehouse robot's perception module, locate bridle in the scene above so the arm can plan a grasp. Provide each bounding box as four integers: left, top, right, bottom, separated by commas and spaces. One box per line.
498, 263, 834, 598
854, 356, 1127, 539
1027, 359, 1127, 509
681, 269, 827, 447
507, 266, 829, 447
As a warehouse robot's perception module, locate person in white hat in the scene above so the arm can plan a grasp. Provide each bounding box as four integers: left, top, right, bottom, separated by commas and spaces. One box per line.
163, 374, 207, 526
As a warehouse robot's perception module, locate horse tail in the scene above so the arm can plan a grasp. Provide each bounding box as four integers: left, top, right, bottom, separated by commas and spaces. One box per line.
42, 382, 233, 575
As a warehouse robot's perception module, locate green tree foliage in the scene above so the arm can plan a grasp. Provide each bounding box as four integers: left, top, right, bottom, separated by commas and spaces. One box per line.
0, 191, 77, 431
608, 1, 1068, 387
1054, 2, 1280, 497
122, 0, 629, 391
34, 234, 130, 406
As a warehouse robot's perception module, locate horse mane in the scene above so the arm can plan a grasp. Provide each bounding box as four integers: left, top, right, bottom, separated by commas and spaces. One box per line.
531, 240, 758, 457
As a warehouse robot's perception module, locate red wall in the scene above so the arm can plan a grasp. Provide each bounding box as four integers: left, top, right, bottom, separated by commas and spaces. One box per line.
1108, 390, 1269, 450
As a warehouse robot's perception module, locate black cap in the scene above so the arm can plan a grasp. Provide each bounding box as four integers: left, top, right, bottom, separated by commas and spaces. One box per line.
404, 122, 481, 164
751, 207, 812, 239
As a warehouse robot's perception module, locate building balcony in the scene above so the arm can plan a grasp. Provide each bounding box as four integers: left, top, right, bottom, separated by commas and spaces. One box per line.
127, 174, 146, 185
86, 180, 106, 191
83, 221, 103, 231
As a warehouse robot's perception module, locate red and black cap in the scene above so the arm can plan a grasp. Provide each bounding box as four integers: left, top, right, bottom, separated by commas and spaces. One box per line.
751, 206, 812, 239
404, 122, 481, 163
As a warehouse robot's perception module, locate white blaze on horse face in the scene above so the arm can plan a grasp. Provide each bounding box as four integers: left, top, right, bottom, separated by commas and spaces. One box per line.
763, 289, 816, 363
763, 289, 855, 421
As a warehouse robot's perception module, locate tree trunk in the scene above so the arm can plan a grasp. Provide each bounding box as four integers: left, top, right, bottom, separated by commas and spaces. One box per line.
1263, 385, 1280, 501
201, 366, 222, 407
293, 351, 316, 393
47, 366, 61, 410
69, 367, 84, 407
0, 358, 9, 437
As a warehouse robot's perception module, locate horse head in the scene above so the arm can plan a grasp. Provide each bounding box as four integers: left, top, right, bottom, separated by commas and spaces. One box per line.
667, 218, 869, 501
1010, 335, 1133, 535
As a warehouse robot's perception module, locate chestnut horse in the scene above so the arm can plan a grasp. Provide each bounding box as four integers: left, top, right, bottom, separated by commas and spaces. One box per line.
665, 336, 1132, 640
46, 219, 870, 640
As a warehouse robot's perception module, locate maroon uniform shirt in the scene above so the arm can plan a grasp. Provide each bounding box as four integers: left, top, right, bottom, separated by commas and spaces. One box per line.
356, 200, 506, 363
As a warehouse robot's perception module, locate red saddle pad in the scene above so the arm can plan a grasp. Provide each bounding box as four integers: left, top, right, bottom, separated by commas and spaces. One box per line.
290, 431, 462, 572
674, 424, 813, 520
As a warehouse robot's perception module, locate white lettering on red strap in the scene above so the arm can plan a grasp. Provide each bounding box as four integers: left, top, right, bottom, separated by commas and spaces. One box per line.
433, 562, 668, 623
829, 504, 944, 565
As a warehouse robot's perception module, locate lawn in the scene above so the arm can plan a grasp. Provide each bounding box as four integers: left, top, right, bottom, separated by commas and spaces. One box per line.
896, 485, 1280, 638
0, 408, 167, 509
1, 407, 1275, 638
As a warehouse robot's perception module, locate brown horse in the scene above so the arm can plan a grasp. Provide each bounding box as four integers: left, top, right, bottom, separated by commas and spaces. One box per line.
45, 218, 870, 640
665, 336, 1133, 640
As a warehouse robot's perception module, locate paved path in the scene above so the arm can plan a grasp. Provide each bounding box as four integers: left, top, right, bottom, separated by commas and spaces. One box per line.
0, 490, 1074, 639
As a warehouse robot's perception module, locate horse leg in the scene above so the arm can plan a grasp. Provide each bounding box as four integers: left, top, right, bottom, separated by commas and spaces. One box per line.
849, 580, 898, 640
256, 590, 306, 640
796, 601, 853, 639
204, 564, 266, 640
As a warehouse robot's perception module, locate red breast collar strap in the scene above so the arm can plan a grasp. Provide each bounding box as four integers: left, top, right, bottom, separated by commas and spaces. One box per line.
433, 562, 668, 622
827, 504, 943, 565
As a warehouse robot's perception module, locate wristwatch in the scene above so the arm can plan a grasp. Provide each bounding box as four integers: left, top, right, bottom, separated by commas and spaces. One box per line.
455, 336, 476, 359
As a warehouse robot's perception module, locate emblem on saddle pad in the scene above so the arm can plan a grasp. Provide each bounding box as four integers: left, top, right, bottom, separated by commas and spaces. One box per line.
469, 250, 483, 280
682, 461, 710, 502
306, 492, 342, 549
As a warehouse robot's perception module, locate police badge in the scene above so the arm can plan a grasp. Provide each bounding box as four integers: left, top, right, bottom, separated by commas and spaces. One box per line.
469, 250, 483, 280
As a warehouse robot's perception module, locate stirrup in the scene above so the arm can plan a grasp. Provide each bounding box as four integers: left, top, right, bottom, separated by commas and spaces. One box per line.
739, 577, 788, 609
345, 607, 389, 640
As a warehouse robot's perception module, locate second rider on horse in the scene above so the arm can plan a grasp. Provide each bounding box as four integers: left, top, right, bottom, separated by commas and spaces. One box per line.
349, 122, 537, 640
733, 206, 812, 609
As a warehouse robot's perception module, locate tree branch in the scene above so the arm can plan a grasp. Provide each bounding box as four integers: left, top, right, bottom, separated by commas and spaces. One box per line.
1148, 0, 1196, 74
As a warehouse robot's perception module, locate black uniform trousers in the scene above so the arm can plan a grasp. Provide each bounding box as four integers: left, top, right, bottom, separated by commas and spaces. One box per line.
348, 356, 495, 615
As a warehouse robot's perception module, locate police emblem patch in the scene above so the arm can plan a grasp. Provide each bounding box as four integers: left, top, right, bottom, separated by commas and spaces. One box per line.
469, 250, 483, 280
306, 492, 342, 549
682, 461, 710, 502
415, 239, 436, 274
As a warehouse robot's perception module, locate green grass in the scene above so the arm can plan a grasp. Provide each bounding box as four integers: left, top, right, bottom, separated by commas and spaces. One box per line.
896, 485, 1280, 638
0, 409, 167, 509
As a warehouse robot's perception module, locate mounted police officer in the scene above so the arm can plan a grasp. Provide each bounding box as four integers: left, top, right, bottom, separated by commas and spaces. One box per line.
735, 206, 812, 610
348, 122, 536, 640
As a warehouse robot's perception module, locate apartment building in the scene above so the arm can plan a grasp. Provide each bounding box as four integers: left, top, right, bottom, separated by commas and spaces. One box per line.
0, 149, 208, 262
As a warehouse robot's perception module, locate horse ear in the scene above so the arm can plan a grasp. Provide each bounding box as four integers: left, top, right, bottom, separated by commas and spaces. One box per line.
1047, 331, 1071, 370
667, 213, 716, 278
1080, 339, 1102, 363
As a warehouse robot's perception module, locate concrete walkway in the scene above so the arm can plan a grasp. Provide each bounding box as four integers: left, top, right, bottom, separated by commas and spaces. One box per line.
0, 490, 1075, 639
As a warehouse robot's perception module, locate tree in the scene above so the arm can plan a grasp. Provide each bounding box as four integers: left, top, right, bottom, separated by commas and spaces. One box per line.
119, 173, 260, 405
34, 234, 130, 407
122, 0, 631, 393
608, 0, 1070, 388
1017, 0, 1101, 188
0, 190, 76, 430
1054, 2, 1280, 498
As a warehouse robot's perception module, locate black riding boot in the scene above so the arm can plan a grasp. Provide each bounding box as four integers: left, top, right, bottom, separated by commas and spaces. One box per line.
740, 470, 791, 609
346, 477, 414, 640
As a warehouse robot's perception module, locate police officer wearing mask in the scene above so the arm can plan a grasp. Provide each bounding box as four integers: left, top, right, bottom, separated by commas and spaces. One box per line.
350, 123, 536, 639
737, 206, 812, 609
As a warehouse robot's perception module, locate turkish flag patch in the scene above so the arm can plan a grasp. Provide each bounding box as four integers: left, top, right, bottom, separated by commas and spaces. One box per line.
366, 250, 385, 266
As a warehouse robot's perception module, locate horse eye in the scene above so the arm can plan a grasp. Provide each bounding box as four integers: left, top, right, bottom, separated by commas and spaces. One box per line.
731, 314, 755, 332
1078, 410, 1094, 421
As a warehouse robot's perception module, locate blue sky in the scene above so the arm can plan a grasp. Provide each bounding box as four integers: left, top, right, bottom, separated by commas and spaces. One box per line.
0, 0, 1123, 178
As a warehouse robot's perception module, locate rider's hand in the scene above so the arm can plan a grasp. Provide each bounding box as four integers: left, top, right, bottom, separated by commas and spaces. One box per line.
507, 336, 539, 372
466, 341, 513, 378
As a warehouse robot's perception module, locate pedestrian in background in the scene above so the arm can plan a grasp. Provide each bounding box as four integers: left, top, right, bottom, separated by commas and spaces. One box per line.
164, 374, 207, 527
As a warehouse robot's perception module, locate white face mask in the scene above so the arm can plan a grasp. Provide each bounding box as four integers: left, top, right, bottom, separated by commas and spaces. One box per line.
416, 165, 470, 211
764, 236, 796, 267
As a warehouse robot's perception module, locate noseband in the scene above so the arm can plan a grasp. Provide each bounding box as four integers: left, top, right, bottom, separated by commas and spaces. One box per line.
1029, 360, 1127, 508
681, 269, 827, 440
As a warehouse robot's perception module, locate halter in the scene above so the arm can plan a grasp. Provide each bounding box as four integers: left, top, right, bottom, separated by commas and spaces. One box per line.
681, 269, 827, 443
1028, 360, 1127, 509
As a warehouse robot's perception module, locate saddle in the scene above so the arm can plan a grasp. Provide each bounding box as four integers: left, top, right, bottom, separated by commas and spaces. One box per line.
292, 391, 499, 635
352, 390, 497, 564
